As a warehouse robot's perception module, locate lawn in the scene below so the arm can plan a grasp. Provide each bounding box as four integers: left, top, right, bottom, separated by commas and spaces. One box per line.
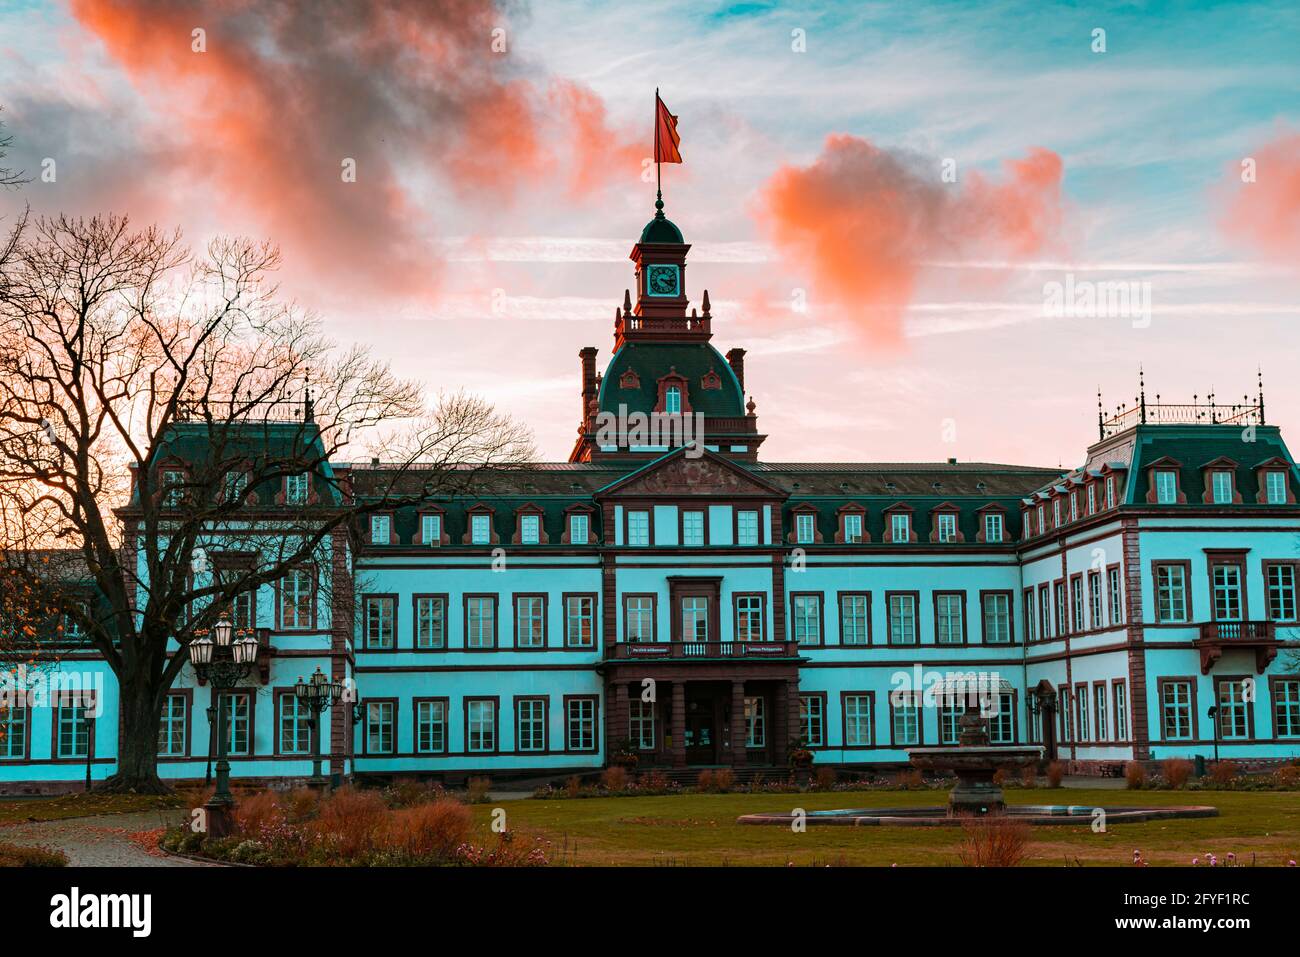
470, 789, 1300, 867
0, 791, 187, 826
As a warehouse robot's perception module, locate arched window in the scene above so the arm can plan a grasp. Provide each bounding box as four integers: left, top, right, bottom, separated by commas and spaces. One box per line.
665, 385, 682, 414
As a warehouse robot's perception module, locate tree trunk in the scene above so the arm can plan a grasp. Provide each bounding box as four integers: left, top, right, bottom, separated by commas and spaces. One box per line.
97, 672, 170, 794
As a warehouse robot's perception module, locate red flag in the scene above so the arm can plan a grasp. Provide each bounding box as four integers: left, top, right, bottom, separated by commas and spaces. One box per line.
654, 92, 682, 164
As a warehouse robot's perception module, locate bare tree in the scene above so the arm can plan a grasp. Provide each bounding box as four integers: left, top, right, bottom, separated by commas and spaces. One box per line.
0, 214, 534, 792
0, 107, 28, 189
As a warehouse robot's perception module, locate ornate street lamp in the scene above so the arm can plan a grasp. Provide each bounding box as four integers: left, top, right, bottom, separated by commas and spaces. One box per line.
186, 614, 258, 837
293, 666, 343, 786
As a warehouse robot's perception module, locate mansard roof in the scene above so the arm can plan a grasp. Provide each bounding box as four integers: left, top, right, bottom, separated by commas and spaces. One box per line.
1122, 424, 1296, 505
598, 341, 746, 418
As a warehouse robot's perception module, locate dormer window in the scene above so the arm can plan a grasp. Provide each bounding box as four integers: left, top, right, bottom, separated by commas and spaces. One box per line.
936, 513, 957, 543
1069, 492, 1078, 521
369, 514, 391, 545
843, 512, 864, 544
520, 513, 541, 545
984, 513, 1004, 543
1052, 499, 1061, 527
1210, 471, 1234, 505
568, 512, 590, 545
665, 386, 682, 414
1105, 476, 1116, 508
1155, 470, 1178, 504
420, 513, 443, 547
1087, 484, 1096, 514
162, 469, 186, 506
796, 513, 815, 544
1266, 471, 1288, 505
470, 513, 492, 545
221, 470, 247, 504
1036, 505, 1046, 534
285, 473, 309, 506
890, 513, 910, 543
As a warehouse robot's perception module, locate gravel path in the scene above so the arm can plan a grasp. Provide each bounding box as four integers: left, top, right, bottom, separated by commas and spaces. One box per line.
0, 809, 216, 867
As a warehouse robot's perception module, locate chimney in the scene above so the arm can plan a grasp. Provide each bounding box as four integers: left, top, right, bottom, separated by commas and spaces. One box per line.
726, 348, 746, 391
579, 347, 598, 425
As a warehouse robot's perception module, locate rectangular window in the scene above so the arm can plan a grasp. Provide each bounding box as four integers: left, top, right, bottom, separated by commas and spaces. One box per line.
1211, 471, 1234, 504
799, 696, 825, 747
939, 700, 962, 745
1075, 686, 1089, 741
840, 593, 869, 645
568, 512, 589, 545
1036, 506, 1046, 534
982, 592, 1011, 644
887, 594, 917, 645
564, 595, 595, 648
843, 512, 864, 544
566, 698, 597, 752
983, 513, 1003, 543
890, 513, 910, 542
682, 510, 706, 547
280, 567, 314, 630
624, 700, 654, 750
1211, 563, 1243, 621
625, 596, 655, 642
627, 510, 650, 547
421, 513, 442, 546
1070, 577, 1084, 632
1266, 565, 1297, 621
231, 590, 254, 631
415, 596, 446, 649
279, 695, 311, 754
1059, 688, 1072, 743
224, 693, 250, 756
1069, 493, 1078, 522
1155, 469, 1178, 504
515, 595, 546, 649
1023, 590, 1036, 643
1155, 565, 1188, 623
1274, 679, 1300, 738
935, 593, 964, 644
1038, 584, 1051, 639
364, 596, 395, 650
744, 696, 765, 747
466, 699, 496, 753
1106, 476, 1116, 508
0, 702, 27, 758
162, 469, 186, 506
517, 698, 547, 752
1161, 681, 1193, 740
470, 513, 492, 545
791, 594, 821, 645
369, 514, 390, 544
844, 695, 872, 746
681, 596, 710, 641
284, 472, 309, 506
1266, 471, 1288, 504
989, 693, 1015, 745
736, 510, 759, 546
416, 700, 447, 753
1108, 567, 1123, 625
891, 693, 920, 746
365, 701, 394, 754
222, 470, 247, 504
466, 596, 496, 649
795, 512, 815, 544
158, 695, 187, 756
1114, 681, 1129, 740
519, 513, 541, 545
56, 698, 92, 758
1094, 684, 1108, 742
736, 595, 764, 642
936, 513, 957, 543
1087, 484, 1096, 514
1088, 570, 1102, 629
1054, 582, 1067, 635
1217, 681, 1251, 739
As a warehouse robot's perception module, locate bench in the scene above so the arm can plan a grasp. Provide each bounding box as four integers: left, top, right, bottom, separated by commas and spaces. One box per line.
1099, 763, 1126, 778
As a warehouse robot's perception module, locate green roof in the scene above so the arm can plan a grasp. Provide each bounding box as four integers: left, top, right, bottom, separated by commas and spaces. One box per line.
598, 342, 746, 417
1126, 424, 1297, 504
639, 215, 684, 244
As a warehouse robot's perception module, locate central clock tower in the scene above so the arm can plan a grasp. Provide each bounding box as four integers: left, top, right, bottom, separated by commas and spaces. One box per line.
630, 197, 692, 323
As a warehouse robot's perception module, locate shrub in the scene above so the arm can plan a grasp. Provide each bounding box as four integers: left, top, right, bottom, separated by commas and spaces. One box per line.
992, 767, 1008, 786
0, 841, 68, 867
233, 789, 286, 836
1020, 765, 1038, 789
894, 769, 924, 790
565, 775, 582, 798
1275, 763, 1300, 789
957, 817, 1031, 867
642, 770, 670, 792
382, 799, 471, 862
1163, 758, 1194, 789
601, 766, 630, 792
283, 786, 321, 822
466, 777, 492, 804
386, 777, 442, 809
456, 829, 549, 867
714, 768, 736, 792
1124, 761, 1147, 790
814, 766, 836, 790
1046, 762, 1065, 788
312, 786, 388, 860
696, 769, 716, 792
1209, 760, 1241, 787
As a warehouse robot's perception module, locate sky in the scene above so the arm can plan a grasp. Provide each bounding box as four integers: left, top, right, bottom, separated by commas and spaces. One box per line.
1, 0, 1297, 466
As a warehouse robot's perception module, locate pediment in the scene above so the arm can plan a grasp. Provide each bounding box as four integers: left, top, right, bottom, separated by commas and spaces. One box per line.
597, 448, 787, 499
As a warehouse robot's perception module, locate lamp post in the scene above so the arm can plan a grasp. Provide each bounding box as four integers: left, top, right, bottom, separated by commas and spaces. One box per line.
1207, 704, 1221, 764
187, 614, 258, 838
293, 666, 343, 787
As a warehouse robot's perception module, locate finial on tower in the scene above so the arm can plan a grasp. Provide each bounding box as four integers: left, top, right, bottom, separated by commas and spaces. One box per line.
1258, 366, 1266, 424
623, 289, 632, 316
701, 289, 711, 319
1138, 365, 1147, 424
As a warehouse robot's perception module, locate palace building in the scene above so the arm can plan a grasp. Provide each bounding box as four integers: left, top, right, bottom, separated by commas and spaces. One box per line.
3, 204, 1299, 792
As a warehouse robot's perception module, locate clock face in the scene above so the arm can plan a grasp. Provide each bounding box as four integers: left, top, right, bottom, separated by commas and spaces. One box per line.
646, 264, 680, 297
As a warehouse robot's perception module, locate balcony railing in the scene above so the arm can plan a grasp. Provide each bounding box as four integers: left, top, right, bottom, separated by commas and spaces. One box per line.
1194, 620, 1278, 674
606, 640, 800, 661
1197, 620, 1274, 642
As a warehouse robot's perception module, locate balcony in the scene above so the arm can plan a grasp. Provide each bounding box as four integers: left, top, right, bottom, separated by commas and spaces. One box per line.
605, 640, 800, 662
1194, 620, 1279, 674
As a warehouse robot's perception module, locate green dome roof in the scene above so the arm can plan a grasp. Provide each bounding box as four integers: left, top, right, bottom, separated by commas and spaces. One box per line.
639, 214, 684, 244
599, 342, 745, 418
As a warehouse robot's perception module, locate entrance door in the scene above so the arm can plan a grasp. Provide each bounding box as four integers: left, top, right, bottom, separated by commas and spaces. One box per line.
685, 690, 717, 764
1041, 702, 1058, 762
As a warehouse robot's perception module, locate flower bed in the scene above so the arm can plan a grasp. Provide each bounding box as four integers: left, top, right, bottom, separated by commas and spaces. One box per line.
160, 786, 548, 867
0, 841, 68, 867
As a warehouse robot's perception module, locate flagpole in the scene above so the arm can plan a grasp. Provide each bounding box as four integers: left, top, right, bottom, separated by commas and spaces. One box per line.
654, 87, 662, 211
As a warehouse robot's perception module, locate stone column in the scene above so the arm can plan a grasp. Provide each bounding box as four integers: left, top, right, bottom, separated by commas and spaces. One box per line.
671, 682, 687, 768
773, 682, 789, 766
731, 680, 747, 767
